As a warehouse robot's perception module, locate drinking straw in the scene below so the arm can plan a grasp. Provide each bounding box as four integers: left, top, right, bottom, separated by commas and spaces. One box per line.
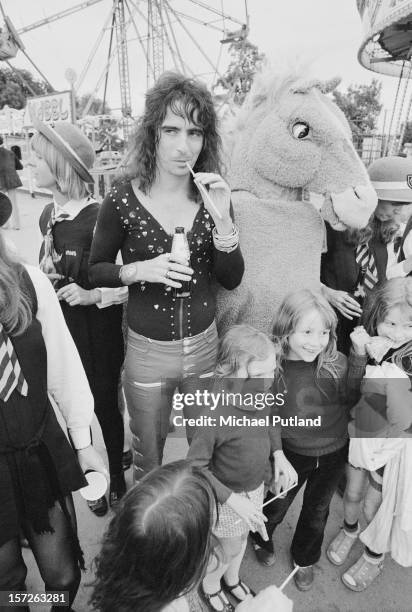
262, 483, 298, 508
186, 162, 223, 219
234, 482, 298, 526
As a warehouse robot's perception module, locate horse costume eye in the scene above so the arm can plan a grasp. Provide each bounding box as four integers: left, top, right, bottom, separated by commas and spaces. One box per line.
292, 122, 310, 139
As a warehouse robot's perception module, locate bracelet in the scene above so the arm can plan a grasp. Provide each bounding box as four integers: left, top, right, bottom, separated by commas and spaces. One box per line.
212, 224, 239, 253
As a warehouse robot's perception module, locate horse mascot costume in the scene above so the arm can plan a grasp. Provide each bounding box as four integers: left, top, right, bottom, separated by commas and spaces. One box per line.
216, 68, 377, 334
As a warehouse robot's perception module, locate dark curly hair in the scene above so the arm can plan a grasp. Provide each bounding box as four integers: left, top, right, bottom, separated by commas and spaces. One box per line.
372, 216, 400, 245
342, 223, 373, 247
89, 460, 220, 612
120, 72, 222, 198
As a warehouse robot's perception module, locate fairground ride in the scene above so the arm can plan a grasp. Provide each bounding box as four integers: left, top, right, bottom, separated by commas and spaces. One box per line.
357, 0, 412, 154
0, 0, 250, 139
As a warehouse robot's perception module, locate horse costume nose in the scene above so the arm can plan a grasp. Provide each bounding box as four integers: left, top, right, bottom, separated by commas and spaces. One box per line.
330, 185, 377, 230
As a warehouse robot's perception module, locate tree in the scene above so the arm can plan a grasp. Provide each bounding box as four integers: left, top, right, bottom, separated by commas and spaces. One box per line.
215, 36, 265, 106
332, 79, 382, 135
76, 94, 111, 118
0, 67, 52, 109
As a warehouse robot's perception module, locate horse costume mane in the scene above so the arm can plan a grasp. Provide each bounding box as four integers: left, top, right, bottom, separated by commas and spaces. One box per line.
216, 66, 377, 334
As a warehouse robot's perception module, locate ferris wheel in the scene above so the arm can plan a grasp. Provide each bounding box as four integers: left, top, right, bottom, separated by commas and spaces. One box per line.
357, 0, 412, 155
0, 0, 249, 138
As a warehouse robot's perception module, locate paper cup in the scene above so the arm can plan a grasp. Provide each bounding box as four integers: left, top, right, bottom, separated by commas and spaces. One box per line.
79, 471, 107, 501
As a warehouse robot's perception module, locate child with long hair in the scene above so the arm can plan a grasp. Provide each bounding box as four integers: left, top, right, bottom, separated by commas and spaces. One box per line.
187, 325, 292, 612
90, 460, 294, 612
327, 278, 412, 591
368, 155, 412, 283
251, 289, 349, 591
0, 210, 106, 609
30, 120, 127, 516
91, 460, 218, 612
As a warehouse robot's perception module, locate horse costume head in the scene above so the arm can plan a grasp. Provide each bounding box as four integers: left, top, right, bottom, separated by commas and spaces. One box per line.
226, 68, 377, 230
216, 67, 377, 334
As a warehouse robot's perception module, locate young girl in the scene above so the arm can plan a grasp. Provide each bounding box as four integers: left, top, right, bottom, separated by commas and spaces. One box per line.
30, 120, 127, 516
91, 460, 293, 612
327, 278, 412, 591
0, 209, 106, 610
368, 155, 412, 282
251, 289, 348, 591
187, 324, 287, 612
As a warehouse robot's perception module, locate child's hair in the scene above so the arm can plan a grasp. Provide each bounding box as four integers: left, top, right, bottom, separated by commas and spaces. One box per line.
342, 223, 373, 247
273, 289, 339, 381
90, 460, 219, 612
362, 277, 412, 373
214, 324, 277, 378
372, 216, 400, 245
30, 132, 89, 200
0, 233, 32, 335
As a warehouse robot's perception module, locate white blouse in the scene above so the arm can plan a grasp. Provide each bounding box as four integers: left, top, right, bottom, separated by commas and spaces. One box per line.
386, 223, 412, 280
26, 264, 94, 449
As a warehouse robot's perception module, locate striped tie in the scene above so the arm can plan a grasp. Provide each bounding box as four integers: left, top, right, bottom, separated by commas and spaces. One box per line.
355, 244, 378, 291
0, 324, 28, 402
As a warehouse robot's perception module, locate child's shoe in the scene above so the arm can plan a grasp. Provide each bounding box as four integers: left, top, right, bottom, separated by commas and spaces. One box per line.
252, 541, 276, 566
109, 472, 127, 509
342, 551, 384, 591
221, 577, 256, 601
327, 525, 360, 565
200, 584, 234, 612
293, 561, 314, 591
87, 495, 108, 517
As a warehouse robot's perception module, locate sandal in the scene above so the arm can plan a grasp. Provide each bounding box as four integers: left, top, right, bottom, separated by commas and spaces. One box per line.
342, 552, 384, 592
221, 577, 256, 601
327, 526, 360, 566
200, 585, 234, 612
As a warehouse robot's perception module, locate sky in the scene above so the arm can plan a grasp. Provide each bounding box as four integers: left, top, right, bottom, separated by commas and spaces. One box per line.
1, 0, 407, 127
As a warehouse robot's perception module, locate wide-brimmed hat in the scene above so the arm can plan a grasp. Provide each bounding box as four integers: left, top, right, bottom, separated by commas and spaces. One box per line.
368, 155, 412, 203
0, 192, 12, 227
32, 118, 95, 184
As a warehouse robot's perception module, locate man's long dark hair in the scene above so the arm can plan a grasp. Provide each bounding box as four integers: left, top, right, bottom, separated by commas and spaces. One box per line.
120, 72, 222, 199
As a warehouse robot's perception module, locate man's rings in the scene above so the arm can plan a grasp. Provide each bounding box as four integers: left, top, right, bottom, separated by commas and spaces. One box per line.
165, 270, 170, 279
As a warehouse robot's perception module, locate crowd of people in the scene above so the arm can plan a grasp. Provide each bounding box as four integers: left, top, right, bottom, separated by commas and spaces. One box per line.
0, 71, 411, 612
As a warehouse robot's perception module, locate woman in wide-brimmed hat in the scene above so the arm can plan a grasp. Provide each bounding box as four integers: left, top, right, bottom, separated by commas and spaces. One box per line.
321, 155, 412, 355
30, 120, 128, 516
0, 191, 106, 609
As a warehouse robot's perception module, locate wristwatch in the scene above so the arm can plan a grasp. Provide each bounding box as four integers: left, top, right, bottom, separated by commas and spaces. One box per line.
119, 263, 137, 284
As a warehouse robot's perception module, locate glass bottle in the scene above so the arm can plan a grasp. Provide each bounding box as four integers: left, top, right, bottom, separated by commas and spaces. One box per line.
171, 226, 191, 298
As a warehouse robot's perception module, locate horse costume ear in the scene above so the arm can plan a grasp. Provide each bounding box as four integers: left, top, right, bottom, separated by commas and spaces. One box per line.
291, 77, 341, 95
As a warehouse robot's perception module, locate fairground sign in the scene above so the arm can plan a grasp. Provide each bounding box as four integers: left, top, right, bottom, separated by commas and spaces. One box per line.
23, 91, 74, 128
